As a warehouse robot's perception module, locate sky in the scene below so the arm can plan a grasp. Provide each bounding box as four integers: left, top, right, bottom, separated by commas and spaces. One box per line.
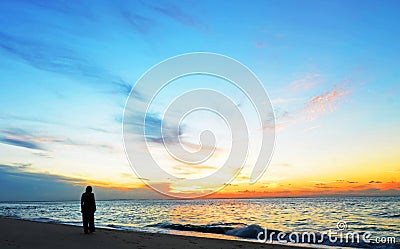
0, 0, 399, 200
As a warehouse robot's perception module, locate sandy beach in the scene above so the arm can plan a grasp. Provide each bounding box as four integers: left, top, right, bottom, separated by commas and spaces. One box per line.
0, 217, 307, 249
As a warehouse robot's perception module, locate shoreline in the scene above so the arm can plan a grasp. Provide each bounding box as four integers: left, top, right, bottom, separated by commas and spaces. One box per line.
0, 217, 311, 249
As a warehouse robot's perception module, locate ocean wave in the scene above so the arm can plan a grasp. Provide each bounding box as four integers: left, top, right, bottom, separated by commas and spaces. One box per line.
148, 221, 398, 249
147, 221, 249, 235
106, 224, 130, 230
148, 222, 288, 240
27, 217, 65, 224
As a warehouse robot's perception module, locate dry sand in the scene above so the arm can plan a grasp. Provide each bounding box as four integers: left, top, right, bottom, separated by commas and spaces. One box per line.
0, 217, 306, 249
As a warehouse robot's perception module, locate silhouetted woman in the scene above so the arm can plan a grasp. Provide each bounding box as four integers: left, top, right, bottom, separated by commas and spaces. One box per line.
81, 186, 96, 234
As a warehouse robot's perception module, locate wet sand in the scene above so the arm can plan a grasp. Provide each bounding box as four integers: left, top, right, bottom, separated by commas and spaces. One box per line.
0, 217, 306, 249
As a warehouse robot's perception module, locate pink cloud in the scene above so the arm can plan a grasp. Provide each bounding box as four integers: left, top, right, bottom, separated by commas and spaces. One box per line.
267, 81, 353, 131
256, 41, 265, 48
304, 85, 350, 120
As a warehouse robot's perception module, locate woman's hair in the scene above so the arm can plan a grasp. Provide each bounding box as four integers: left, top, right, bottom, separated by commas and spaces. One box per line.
85, 186, 93, 193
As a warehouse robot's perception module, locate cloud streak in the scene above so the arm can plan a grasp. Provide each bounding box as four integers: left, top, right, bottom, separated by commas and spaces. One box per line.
304, 84, 350, 120
0, 164, 164, 201
268, 80, 353, 131
0, 137, 43, 150
143, 1, 203, 29
0, 31, 131, 96
288, 73, 323, 92
0, 128, 115, 152
0, 0, 208, 101
121, 11, 156, 35
124, 111, 185, 144
0, 128, 61, 151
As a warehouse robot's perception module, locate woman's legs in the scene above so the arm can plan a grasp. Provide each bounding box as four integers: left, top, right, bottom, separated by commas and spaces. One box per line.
88, 212, 95, 232
82, 213, 89, 234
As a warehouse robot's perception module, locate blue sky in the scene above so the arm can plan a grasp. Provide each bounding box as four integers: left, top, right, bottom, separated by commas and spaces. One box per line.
0, 0, 399, 200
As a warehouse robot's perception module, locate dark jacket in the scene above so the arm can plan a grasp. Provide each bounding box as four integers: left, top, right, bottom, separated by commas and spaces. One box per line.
81, 192, 96, 213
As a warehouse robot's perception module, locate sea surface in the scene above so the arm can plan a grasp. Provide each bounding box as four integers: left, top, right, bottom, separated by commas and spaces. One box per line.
1, 197, 399, 248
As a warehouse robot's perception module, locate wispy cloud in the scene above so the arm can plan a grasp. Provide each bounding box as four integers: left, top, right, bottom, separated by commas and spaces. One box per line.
262, 108, 293, 131
0, 128, 115, 152
0, 32, 131, 96
33, 152, 53, 159
0, 1, 207, 100
271, 97, 305, 104
256, 41, 265, 48
121, 11, 156, 35
10, 162, 32, 169
171, 164, 219, 177
266, 72, 330, 130
143, 1, 204, 29
0, 137, 43, 150
0, 128, 61, 151
268, 80, 353, 131
0, 114, 121, 137
124, 111, 185, 143
303, 125, 321, 132
0, 163, 164, 201
271, 163, 292, 168
288, 73, 323, 92
26, 0, 93, 17
304, 84, 350, 120
384, 169, 400, 174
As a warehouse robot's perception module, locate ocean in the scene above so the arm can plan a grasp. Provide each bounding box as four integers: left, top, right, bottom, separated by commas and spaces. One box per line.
1, 196, 398, 248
